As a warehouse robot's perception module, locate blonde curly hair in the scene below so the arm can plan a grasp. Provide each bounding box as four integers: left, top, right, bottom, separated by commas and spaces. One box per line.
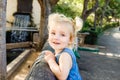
48, 13, 83, 48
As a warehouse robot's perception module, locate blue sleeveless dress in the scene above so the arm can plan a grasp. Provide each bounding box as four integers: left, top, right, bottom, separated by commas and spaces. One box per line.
55, 48, 82, 80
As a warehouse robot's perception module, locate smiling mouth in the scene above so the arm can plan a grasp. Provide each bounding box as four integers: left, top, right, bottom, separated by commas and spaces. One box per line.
53, 42, 60, 45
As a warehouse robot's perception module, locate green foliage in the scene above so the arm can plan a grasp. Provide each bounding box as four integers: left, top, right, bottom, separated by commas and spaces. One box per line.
52, 0, 83, 18
80, 20, 93, 32
81, 20, 119, 35
103, 22, 119, 31
109, 0, 120, 18
52, 4, 76, 18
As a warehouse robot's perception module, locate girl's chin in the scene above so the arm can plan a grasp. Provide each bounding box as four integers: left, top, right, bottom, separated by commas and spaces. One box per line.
52, 47, 60, 50
51, 46, 61, 50
54, 47, 64, 50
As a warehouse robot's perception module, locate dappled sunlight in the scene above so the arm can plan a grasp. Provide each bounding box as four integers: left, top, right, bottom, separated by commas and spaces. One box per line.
98, 27, 120, 56
112, 33, 120, 39
98, 52, 120, 58
14, 74, 27, 80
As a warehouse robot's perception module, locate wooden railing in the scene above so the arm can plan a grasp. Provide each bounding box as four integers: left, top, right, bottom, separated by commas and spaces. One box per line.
6, 42, 32, 49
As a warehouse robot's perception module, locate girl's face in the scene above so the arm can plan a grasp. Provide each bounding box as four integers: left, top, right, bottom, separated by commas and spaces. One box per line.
48, 23, 73, 52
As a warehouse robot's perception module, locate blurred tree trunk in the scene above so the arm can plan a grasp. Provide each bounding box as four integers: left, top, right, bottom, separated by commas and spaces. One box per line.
49, 0, 59, 6
99, 0, 110, 27
37, 0, 59, 51
94, 11, 97, 28
0, 0, 7, 79
82, 0, 99, 22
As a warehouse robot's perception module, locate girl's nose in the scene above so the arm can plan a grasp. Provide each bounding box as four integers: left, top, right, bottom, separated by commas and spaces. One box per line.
54, 34, 59, 40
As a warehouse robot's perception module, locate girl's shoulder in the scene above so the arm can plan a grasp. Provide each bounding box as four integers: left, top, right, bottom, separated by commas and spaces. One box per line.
62, 48, 75, 56
63, 48, 73, 53
61, 48, 76, 60
56, 48, 76, 63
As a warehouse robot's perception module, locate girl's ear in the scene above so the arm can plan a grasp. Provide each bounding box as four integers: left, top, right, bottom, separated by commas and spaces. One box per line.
69, 35, 74, 44
68, 35, 74, 49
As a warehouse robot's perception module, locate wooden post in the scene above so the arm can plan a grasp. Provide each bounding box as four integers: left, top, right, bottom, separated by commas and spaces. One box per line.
0, 0, 7, 79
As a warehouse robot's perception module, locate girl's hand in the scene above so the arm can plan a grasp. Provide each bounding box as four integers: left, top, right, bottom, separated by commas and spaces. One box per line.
44, 50, 55, 63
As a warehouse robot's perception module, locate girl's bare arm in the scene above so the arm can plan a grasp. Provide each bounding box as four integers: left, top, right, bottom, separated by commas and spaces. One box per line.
45, 52, 72, 80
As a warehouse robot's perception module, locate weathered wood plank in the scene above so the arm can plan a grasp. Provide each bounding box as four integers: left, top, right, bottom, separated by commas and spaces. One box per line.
6, 42, 32, 49
7, 49, 31, 78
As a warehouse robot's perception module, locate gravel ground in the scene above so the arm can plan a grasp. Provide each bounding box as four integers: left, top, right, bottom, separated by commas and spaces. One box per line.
77, 51, 120, 80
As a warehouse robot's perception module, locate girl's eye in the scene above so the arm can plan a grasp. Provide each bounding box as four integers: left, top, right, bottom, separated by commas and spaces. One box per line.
61, 34, 65, 36
51, 32, 55, 35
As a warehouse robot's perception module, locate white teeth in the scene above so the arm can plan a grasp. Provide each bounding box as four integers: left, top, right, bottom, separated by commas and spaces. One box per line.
53, 42, 59, 44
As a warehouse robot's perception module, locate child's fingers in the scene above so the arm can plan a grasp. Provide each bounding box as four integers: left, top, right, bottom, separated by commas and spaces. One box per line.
44, 51, 52, 56
44, 51, 55, 61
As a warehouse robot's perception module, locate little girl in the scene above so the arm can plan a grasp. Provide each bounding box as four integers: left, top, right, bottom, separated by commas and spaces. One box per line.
44, 13, 82, 80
